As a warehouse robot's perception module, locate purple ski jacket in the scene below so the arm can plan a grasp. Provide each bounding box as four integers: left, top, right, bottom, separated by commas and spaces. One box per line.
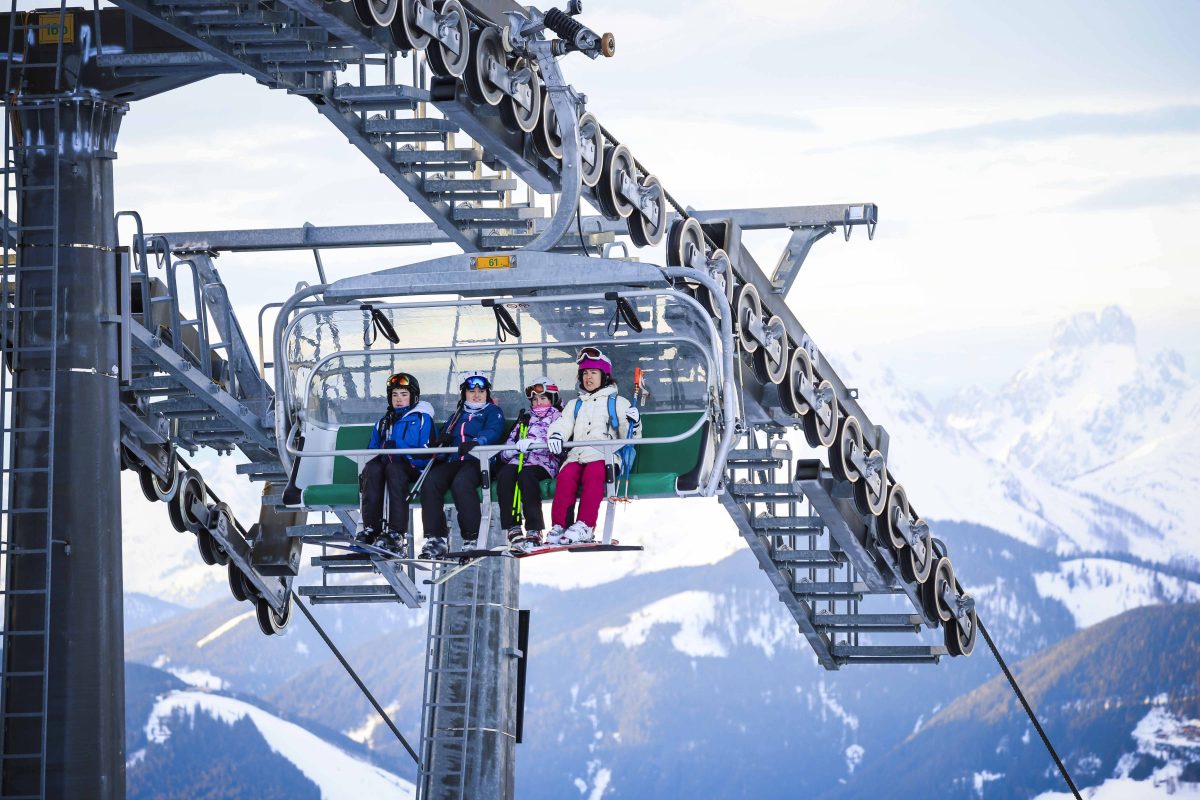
499, 406, 562, 477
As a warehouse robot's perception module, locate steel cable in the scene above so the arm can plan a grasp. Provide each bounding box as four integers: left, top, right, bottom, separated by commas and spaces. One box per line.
291, 590, 420, 764
978, 617, 1081, 800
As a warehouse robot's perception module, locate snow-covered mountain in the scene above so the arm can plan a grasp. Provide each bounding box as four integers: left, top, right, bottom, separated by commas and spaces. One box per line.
943, 306, 1200, 568
124, 662, 414, 798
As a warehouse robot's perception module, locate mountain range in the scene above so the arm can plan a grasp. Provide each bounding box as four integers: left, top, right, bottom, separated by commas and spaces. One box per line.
117, 306, 1200, 796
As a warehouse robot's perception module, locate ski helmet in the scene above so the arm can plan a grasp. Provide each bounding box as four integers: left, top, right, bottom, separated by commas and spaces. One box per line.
458, 371, 493, 404
525, 376, 563, 410
387, 372, 420, 402
576, 346, 614, 389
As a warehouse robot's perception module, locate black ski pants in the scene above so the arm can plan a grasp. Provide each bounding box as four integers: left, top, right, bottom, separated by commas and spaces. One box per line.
496, 464, 550, 531
360, 455, 419, 533
421, 460, 483, 538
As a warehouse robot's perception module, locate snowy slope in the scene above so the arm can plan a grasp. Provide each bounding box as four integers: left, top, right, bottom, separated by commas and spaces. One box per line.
140, 689, 414, 799
1033, 559, 1200, 628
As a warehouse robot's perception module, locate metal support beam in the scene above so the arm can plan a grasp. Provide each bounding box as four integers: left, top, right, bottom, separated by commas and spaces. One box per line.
769, 226, 831, 297
2, 95, 126, 800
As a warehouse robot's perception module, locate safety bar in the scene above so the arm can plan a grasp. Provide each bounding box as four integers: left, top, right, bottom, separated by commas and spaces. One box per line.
283, 417, 698, 461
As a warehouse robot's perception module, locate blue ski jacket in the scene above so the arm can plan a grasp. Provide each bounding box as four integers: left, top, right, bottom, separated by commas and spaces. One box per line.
439, 402, 506, 463
368, 400, 436, 468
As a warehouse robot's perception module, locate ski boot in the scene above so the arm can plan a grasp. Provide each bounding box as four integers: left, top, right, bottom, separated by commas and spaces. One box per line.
515, 530, 543, 554
381, 530, 407, 557
354, 526, 378, 547
561, 521, 595, 545
506, 526, 526, 554
419, 536, 448, 560
547, 524, 566, 545
460, 535, 478, 552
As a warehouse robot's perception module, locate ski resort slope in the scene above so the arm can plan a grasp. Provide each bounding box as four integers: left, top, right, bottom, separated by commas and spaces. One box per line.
141, 690, 414, 799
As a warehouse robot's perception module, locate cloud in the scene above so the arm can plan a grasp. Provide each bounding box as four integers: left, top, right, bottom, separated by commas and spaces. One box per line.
1069, 174, 1200, 211
879, 105, 1200, 149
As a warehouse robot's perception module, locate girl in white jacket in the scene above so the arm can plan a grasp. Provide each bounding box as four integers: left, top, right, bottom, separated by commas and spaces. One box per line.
546, 348, 642, 544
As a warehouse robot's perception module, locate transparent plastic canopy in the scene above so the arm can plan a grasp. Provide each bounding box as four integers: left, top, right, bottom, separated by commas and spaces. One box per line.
280, 289, 722, 428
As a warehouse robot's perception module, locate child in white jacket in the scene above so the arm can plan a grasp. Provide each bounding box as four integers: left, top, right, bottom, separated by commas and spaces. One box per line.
546, 347, 642, 544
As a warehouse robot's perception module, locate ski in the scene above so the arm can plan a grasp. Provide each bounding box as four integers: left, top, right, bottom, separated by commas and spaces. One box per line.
426, 545, 512, 585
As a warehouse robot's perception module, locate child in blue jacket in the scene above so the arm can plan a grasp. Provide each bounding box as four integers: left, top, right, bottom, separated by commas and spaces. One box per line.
358, 372, 435, 553
419, 372, 505, 557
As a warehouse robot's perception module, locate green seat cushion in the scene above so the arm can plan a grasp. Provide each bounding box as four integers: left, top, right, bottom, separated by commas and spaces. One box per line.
300, 411, 706, 507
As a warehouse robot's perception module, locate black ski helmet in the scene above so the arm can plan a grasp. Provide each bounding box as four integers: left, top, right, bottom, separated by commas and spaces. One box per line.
387, 372, 420, 403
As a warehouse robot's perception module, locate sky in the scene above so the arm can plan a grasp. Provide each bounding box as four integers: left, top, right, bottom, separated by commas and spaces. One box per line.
95, 0, 1200, 402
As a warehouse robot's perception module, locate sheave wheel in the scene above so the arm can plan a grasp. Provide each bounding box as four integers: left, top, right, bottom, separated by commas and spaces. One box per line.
853, 451, 887, 516
923, 557, 956, 622
120, 445, 139, 472
697, 249, 733, 320
752, 316, 789, 385
801, 379, 838, 448
598, 144, 636, 219
167, 491, 187, 533
667, 217, 704, 267
578, 113, 604, 187
900, 518, 934, 584
532, 87, 564, 160
228, 562, 249, 602
734, 282, 762, 354
153, 462, 180, 502
884, 483, 911, 550
352, 0, 398, 27
627, 174, 667, 247
780, 346, 815, 416
196, 529, 218, 566
174, 469, 207, 534
499, 60, 541, 133
465, 26, 505, 105
392, 0, 432, 51
424, 0, 469, 79
206, 501, 234, 567
137, 465, 160, 503
944, 602, 977, 657
829, 415, 864, 483
256, 594, 292, 636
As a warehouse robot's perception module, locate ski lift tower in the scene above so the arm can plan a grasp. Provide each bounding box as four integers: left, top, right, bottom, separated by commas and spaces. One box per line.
0, 6, 232, 796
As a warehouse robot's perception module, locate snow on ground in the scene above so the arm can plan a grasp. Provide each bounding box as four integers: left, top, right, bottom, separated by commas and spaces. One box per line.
145, 690, 414, 799
1033, 559, 1200, 628
1036, 702, 1200, 799
597, 590, 726, 658
164, 667, 228, 691
519, 497, 743, 590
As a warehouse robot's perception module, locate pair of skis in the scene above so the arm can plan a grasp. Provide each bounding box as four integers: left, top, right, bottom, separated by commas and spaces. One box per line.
428, 540, 645, 585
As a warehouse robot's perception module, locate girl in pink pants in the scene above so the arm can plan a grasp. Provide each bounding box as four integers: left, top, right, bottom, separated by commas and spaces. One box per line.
546, 347, 642, 544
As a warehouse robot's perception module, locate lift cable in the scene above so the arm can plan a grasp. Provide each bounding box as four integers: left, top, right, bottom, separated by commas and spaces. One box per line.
290, 590, 420, 765
978, 617, 1081, 800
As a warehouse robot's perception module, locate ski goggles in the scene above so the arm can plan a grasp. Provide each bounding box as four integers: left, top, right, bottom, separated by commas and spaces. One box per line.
462, 376, 489, 390
388, 374, 414, 388
576, 347, 612, 366
525, 382, 559, 398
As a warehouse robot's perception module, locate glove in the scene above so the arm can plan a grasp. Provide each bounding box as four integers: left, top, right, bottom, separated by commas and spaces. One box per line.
517, 437, 536, 454
438, 432, 454, 447
625, 407, 641, 427
458, 440, 478, 456
547, 434, 563, 455
517, 409, 532, 426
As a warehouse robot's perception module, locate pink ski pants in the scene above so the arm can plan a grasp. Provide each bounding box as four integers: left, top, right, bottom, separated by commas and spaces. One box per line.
551, 459, 606, 527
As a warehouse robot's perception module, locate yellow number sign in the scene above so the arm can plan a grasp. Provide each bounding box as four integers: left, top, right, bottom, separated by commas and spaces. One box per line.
37, 13, 75, 45
473, 255, 512, 270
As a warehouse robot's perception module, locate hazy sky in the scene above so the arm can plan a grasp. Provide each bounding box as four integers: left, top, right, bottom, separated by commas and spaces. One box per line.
104, 0, 1200, 399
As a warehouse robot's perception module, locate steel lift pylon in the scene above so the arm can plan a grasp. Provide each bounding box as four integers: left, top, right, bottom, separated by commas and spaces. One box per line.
0, 2, 979, 798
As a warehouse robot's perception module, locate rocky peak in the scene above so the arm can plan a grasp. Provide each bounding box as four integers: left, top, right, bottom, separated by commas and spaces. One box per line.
1050, 306, 1136, 350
